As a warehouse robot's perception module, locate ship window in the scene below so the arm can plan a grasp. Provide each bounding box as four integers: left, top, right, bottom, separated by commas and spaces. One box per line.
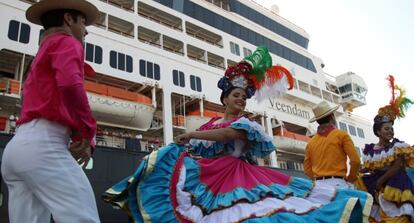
172, 70, 185, 87
8, 20, 31, 44
139, 59, 160, 80
118, 53, 125, 71
147, 62, 154, 79
357, 128, 365, 138
230, 42, 240, 56
139, 60, 146, 76
339, 84, 352, 94
339, 122, 347, 132
85, 43, 103, 64
154, 64, 160, 80
109, 50, 133, 73
190, 75, 202, 92
243, 47, 252, 57
348, 125, 357, 136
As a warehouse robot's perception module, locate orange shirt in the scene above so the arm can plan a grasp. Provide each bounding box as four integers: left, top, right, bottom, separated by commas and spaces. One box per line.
304, 129, 360, 182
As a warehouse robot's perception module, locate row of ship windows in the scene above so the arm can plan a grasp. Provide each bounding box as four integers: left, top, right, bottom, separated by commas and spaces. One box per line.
14, 1, 316, 72
338, 122, 365, 138
156, 0, 309, 49
8, 20, 247, 72
7, 19, 320, 95
154, 0, 316, 72
230, 41, 252, 57
87, 43, 203, 92
6, 20, 203, 92
9, 3, 316, 72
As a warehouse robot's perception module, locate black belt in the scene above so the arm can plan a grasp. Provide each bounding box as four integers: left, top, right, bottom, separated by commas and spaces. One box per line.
314, 176, 344, 180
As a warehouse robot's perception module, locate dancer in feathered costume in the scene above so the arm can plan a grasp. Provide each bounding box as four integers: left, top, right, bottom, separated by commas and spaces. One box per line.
103, 46, 372, 223
357, 75, 414, 222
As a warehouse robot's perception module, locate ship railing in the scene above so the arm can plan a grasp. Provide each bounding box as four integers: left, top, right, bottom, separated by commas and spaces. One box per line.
186, 33, 223, 47
207, 62, 225, 70
274, 130, 310, 142
137, 12, 183, 31
138, 37, 162, 48
100, 0, 134, 12
163, 46, 185, 56
107, 26, 134, 38
187, 55, 207, 63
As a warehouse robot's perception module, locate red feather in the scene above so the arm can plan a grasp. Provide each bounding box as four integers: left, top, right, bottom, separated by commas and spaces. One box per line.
265, 65, 294, 90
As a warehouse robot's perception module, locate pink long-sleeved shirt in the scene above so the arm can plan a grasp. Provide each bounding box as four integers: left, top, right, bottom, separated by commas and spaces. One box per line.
17, 32, 96, 145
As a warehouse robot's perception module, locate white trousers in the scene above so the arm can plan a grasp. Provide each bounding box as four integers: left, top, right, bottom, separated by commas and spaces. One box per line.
1, 119, 100, 223
315, 178, 355, 189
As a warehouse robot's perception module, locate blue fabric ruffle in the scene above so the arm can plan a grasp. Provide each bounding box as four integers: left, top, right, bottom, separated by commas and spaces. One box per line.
190, 117, 275, 158
242, 189, 372, 223
230, 117, 275, 157
103, 143, 185, 223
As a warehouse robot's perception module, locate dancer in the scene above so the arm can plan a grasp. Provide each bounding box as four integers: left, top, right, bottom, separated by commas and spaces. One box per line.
103, 46, 372, 223
1, 0, 100, 222
357, 75, 414, 222
304, 101, 360, 189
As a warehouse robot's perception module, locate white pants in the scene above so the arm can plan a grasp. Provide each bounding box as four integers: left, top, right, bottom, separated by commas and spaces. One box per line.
315, 178, 355, 189
1, 119, 100, 223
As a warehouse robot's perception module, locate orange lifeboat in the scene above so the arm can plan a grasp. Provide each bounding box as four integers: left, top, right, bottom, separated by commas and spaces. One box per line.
273, 129, 310, 154
84, 81, 155, 130
185, 109, 224, 132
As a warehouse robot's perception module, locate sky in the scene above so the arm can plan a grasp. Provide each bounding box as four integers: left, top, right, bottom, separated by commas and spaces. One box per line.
256, 0, 414, 144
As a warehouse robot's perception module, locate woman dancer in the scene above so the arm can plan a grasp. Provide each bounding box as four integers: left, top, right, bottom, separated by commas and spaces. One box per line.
357, 75, 414, 222
103, 47, 372, 223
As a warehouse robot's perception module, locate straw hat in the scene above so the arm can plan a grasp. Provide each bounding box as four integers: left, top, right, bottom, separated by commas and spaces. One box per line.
309, 101, 340, 123
26, 0, 99, 26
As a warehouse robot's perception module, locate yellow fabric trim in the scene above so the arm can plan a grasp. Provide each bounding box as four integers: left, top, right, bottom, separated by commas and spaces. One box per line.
339, 198, 358, 223
380, 208, 411, 223
105, 188, 122, 195
363, 194, 374, 223
382, 185, 414, 205
144, 150, 159, 178
136, 185, 151, 223
137, 150, 159, 223
364, 146, 414, 170
355, 173, 368, 191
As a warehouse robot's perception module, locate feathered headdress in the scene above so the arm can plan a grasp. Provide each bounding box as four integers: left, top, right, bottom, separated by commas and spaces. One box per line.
217, 46, 294, 102
375, 75, 414, 124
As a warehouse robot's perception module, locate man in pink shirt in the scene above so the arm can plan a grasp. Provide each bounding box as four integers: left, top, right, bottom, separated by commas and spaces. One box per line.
1, 0, 100, 222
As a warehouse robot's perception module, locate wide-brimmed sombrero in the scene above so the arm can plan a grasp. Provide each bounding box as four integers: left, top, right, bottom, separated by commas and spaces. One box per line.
26, 0, 99, 26
309, 101, 340, 123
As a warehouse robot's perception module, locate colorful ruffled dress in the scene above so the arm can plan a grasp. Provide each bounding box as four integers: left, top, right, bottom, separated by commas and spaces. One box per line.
103, 117, 372, 223
357, 139, 414, 222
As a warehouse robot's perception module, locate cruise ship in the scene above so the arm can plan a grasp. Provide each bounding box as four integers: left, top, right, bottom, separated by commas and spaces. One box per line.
0, 0, 375, 221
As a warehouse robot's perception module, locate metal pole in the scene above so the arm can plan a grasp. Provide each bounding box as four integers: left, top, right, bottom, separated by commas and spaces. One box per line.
18, 54, 26, 97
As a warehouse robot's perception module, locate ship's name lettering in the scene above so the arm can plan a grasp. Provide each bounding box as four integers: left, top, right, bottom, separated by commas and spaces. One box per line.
269, 100, 310, 119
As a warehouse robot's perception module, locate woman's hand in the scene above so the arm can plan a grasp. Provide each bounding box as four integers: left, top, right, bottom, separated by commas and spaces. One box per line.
174, 133, 192, 145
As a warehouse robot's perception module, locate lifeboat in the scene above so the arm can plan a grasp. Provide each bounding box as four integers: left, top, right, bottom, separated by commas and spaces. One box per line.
185, 109, 224, 132
273, 130, 310, 155
84, 81, 155, 130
